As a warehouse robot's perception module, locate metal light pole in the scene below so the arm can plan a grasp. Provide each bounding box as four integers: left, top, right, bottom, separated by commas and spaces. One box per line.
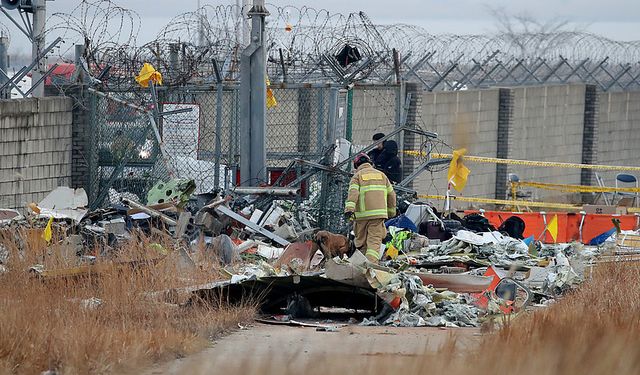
0, 35, 8, 98
30, 0, 46, 97
239, 0, 268, 186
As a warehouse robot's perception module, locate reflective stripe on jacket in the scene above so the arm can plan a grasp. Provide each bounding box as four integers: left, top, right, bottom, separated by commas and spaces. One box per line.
344, 163, 397, 221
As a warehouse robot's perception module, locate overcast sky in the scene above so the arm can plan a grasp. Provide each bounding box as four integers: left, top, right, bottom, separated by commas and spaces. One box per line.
2, 0, 639, 54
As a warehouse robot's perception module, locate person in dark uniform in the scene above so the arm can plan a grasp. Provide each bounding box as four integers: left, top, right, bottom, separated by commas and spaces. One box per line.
374, 139, 402, 184
367, 133, 385, 164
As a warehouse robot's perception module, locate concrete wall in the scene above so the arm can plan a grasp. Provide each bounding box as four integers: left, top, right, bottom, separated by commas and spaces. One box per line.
414, 89, 501, 198
339, 84, 595, 203
0, 97, 73, 211
597, 91, 640, 185
509, 85, 587, 202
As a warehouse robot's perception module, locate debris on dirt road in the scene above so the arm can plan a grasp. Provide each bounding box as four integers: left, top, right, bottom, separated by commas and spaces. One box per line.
0, 179, 635, 330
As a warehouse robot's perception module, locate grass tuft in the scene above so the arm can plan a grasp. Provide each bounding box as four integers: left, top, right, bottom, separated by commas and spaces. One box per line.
0, 228, 255, 375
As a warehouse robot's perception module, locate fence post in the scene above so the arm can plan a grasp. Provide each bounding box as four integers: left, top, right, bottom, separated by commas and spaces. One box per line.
580, 84, 599, 203
345, 87, 353, 143
316, 88, 325, 155
214, 82, 224, 188
86, 91, 99, 206
169, 43, 180, 80
239, 0, 269, 186
297, 87, 312, 154
0, 36, 9, 99
495, 88, 514, 199
395, 81, 406, 168
401, 82, 422, 190
327, 87, 339, 154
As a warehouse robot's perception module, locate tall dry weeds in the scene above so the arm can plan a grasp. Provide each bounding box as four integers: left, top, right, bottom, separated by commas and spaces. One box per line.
288, 262, 640, 375
0, 227, 255, 375
461, 262, 640, 375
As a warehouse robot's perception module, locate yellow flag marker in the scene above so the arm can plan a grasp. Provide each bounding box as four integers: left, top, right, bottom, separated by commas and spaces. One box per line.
266, 77, 277, 109
135, 63, 163, 88
547, 214, 559, 243
447, 148, 470, 192
42, 216, 54, 244
386, 244, 399, 259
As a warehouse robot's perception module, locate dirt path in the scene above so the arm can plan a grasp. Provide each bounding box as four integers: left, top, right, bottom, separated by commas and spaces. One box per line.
146, 323, 481, 375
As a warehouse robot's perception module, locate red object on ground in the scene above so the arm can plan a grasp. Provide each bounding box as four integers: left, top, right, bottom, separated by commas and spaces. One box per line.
472, 266, 514, 314
464, 210, 638, 244
269, 169, 307, 197
234, 169, 307, 197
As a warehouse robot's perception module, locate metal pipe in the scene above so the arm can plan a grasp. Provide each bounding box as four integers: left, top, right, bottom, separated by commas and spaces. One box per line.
579, 211, 587, 243
122, 198, 177, 227
24, 63, 58, 97
233, 187, 300, 196
87, 87, 147, 112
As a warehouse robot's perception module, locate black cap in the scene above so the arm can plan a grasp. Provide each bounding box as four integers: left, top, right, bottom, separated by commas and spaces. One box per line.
372, 133, 385, 141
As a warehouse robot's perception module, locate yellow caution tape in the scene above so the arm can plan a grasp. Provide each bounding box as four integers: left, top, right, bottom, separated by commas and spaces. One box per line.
405, 151, 640, 172
419, 194, 640, 213
419, 194, 582, 210
513, 181, 640, 194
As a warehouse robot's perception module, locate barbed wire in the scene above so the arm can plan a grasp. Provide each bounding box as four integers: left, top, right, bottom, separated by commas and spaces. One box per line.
41, 1, 640, 89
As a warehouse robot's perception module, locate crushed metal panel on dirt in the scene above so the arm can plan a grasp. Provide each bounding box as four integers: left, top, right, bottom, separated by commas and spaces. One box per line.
37, 187, 89, 223
325, 251, 370, 288
273, 242, 316, 271
190, 275, 387, 314
410, 272, 493, 293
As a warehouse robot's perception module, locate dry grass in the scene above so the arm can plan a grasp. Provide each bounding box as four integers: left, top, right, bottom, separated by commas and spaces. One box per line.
0, 227, 255, 375
159, 262, 640, 375
4, 223, 639, 375
459, 261, 640, 375
296, 262, 640, 375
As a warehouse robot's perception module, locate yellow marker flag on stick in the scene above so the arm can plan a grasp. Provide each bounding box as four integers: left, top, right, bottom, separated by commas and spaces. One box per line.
42, 216, 54, 244
135, 63, 163, 88
447, 148, 470, 192
266, 77, 277, 109
547, 214, 559, 243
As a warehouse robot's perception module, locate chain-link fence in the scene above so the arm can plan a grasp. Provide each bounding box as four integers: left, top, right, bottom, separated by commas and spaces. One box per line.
86, 84, 349, 206
87, 90, 163, 208
266, 86, 335, 169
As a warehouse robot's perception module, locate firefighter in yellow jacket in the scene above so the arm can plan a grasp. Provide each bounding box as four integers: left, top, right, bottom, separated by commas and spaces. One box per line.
344, 153, 397, 263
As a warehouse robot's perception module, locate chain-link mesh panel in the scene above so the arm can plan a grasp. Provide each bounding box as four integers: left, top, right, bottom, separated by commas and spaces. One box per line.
88, 91, 163, 207
350, 86, 399, 147
315, 170, 351, 234
266, 86, 333, 169
161, 87, 239, 193
86, 84, 342, 207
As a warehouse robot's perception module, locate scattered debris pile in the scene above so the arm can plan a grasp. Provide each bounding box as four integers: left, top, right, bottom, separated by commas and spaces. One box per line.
1, 183, 630, 329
